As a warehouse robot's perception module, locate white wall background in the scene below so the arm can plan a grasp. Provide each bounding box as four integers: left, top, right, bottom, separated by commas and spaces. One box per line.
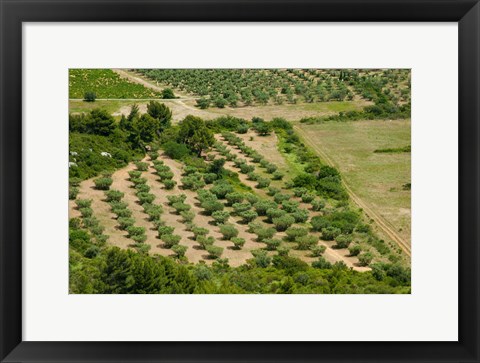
23, 23, 458, 341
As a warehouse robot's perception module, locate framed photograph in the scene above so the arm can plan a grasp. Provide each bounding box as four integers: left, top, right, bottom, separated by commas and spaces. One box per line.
1, 0, 479, 362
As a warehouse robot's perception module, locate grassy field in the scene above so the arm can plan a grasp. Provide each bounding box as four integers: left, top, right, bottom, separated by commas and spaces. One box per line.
69, 69, 161, 99
295, 119, 411, 246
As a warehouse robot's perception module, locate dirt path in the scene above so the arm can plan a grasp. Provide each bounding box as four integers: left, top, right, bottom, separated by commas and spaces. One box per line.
293, 125, 411, 257
113, 69, 195, 99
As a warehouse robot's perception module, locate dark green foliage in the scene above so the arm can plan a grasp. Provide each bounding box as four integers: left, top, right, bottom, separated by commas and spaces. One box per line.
219, 224, 239, 240
212, 211, 230, 225
178, 115, 215, 156
69, 187, 79, 200
147, 101, 172, 131
206, 245, 223, 259
310, 245, 326, 257
264, 238, 282, 251
321, 226, 342, 241
272, 215, 295, 231
285, 227, 309, 241
296, 235, 318, 250
83, 91, 96, 102
161, 88, 176, 99
163, 141, 191, 160
358, 252, 374, 266
162, 234, 182, 248
231, 237, 246, 249
105, 190, 124, 202
94, 177, 113, 190
349, 244, 362, 256
334, 234, 353, 249
291, 209, 309, 223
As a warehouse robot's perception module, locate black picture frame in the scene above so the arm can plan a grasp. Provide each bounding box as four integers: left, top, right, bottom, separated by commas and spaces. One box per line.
1, 1, 479, 362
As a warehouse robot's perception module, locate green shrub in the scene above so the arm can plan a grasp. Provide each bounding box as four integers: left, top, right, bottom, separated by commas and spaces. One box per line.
301, 193, 316, 203
79, 207, 93, 218
312, 257, 332, 269
277, 246, 290, 256
256, 177, 271, 189
296, 235, 318, 250
127, 226, 145, 237
245, 193, 259, 204
225, 192, 244, 206
115, 208, 132, 218
211, 181, 234, 199
128, 170, 142, 179
231, 237, 246, 250
239, 164, 255, 174
310, 245, 326, 257
135, 162, 149, 171
137, 192, 155, 205
264, 238, 282, 251
255, 226, 276, 242
311, 216, 330, 231
158, 225, 175, 238
148, 151, 159, 161
172, 202, 191, 214
135, 184, 150, 193
131, 234, 147, 243
76, 199, 92, 209
293, 187, 308, 197
267, 187, 281, 197
239, 210, 258, 224
232, 202, 252, 215
158, 171, 174, 180
272, 171, 284, 180
162, 234, 182, 248
167, 194, 186, 205
219, 224, 239, 240
118, 217, 135, 230
254, 200, 278, 216
266, 164, 278, 173
274, 193, 292, 204
349, 244, 362, 256
311, 199, 326, 211
130, 177, 147, 186
163, 179, 176, 190
285, 227, 308, 241
334, 234, 353, 249
281, 200, 299, 213
172, 244, 187, 258
206, 245, 223, 259
197, 235, 215, 249
321, 226, 342, 241
203, 173, 218, 184
143, 204, 163, 221
181, 175, 205, 191
93, 177, 113, 190
272, 214, 295, 231
180, 210, 195, 223
251, 249, 271, 268
211, 210, 230, 225
266, 208, 287, 223
358, 252, 374, 266
163, 141, 190, 160
247, 172, 260, 181
291, 209, 309, 223
201, 199, 224, 215
69, 187, 79, 200
83, 91, 96, 102
192, 227, 209, 239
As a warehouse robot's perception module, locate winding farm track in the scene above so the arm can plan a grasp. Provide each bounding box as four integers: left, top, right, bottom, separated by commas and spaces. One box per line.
293, 125, 412, 257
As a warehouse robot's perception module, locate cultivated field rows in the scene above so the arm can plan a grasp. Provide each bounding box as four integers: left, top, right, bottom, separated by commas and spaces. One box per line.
70, 131, 369, 271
